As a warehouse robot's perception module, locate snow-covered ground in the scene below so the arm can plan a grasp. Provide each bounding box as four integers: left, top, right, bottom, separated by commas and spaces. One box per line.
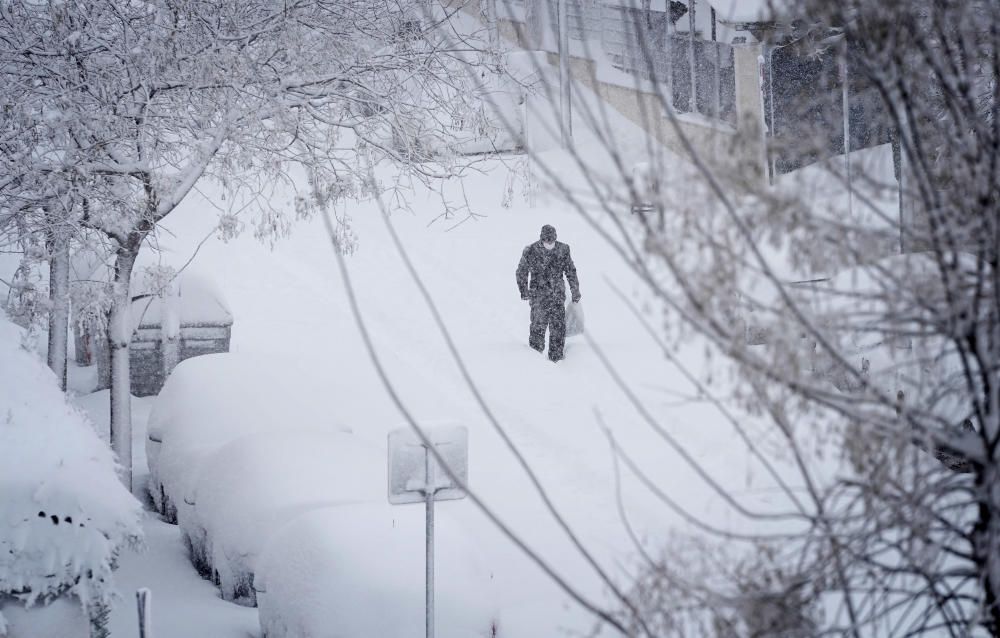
101, 78, 802, 636
0, 59, 864, 636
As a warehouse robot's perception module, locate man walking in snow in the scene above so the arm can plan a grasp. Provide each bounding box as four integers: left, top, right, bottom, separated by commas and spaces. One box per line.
516, 224, 581, 362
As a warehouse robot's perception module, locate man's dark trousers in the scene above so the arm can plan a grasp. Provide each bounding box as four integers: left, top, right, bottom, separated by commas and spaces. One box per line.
529, 296, 566, 361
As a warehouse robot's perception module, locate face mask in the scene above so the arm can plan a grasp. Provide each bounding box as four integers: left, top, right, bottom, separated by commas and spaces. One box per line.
543, 241, 555, 250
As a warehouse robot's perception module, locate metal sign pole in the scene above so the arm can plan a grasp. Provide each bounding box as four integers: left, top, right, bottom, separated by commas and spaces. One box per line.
424, 444, 435, 638
387, 425, 468, 638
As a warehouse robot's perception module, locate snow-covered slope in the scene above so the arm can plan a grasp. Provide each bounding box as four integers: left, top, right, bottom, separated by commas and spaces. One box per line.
134, 72, 800, 635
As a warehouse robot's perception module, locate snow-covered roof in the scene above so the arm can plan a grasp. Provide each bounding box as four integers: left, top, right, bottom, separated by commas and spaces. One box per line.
0, 313, 141, 610
132, 272, 232, 330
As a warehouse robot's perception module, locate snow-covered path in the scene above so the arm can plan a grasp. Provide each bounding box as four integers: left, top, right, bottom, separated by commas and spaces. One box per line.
107, 516, 259, 638
123, 151, 782, 635
78, 85, 799, 635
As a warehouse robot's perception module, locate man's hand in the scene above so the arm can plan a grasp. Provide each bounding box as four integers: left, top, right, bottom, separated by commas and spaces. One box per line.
521, 295, 530, 301
572, 293, 581, 303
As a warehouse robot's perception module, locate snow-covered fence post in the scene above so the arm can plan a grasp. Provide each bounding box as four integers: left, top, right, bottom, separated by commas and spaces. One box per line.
757, 51, 771, 185
424, 446, 435, 638
136, 588, 152, 638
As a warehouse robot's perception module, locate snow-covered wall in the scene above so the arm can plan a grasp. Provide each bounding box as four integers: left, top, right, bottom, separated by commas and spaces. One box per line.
0, 313, 142, 634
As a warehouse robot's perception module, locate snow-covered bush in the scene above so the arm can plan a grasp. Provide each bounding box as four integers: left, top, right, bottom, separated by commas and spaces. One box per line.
146, 352, 352, 522
0, 313, 142, 636
183, 429, 384, 606
255, 503, 497, 638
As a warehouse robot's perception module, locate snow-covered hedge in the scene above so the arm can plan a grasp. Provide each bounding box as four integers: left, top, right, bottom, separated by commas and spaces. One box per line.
255, 503, 497, 638
0, 314, 142, 635
146, 352, 352, 522
181, 429, 384, 605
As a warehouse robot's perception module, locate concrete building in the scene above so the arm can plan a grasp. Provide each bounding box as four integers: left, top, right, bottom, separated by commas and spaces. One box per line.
458, 0, 773, 176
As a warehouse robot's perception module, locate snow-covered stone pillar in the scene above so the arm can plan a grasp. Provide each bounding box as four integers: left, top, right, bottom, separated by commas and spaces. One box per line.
733, 40, 766, 179
558, 0, 571, 146
161, 281, 181, 381
524, 0, 545, 49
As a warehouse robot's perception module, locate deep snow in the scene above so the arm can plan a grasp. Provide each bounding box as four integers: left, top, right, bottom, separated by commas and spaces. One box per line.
0, 48, 870, 637
123, 75, 801, 636
0, 315, 141, 635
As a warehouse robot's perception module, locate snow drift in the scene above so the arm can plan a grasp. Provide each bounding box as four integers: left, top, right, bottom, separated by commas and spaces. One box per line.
0, 313, 141, 633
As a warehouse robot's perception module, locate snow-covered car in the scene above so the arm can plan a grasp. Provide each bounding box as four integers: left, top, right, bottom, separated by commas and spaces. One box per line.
181, 429, 383, 606
255, 503, 496, 638
146, 352, 352, 523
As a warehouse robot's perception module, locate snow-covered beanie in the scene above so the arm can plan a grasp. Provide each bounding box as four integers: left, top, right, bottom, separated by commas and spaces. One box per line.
540, 225, 557, 242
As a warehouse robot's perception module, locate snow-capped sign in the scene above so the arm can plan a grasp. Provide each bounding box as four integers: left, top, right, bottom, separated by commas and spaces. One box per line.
388, 426, 468, 505
388, 425, 469, 638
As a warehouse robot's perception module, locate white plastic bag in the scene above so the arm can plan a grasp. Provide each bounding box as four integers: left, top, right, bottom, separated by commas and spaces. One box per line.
565, 301, 585, 337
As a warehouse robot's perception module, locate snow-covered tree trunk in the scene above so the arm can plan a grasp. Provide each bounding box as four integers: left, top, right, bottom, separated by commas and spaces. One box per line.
108, 243, 138, 490
161, 281, 180, 380
975, 463, 1000, 635
975, 382, 1000, 634
46, 228, 70, 391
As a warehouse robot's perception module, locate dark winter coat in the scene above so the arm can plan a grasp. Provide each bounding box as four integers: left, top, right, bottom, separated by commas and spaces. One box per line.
516, 240, 581, 302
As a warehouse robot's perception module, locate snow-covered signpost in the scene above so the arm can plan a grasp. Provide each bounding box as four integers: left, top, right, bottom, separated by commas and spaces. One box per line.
388, 426, 469, 638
